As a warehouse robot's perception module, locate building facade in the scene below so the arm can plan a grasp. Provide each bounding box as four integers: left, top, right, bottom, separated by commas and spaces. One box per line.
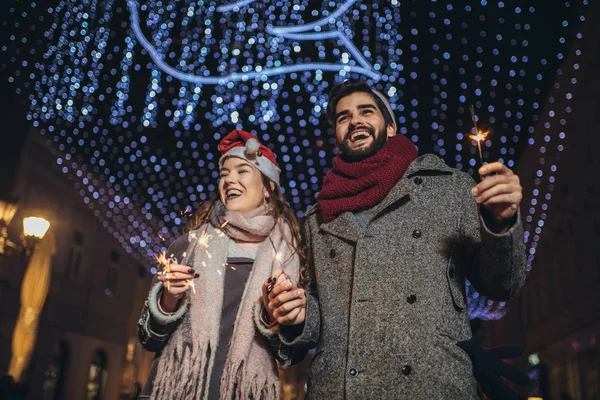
0, 132, 155, 399
485, 4, 600, 399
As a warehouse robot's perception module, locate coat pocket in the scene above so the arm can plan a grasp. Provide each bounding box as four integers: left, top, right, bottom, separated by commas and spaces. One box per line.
446, 242, 467, 311
447, 269, 467, 310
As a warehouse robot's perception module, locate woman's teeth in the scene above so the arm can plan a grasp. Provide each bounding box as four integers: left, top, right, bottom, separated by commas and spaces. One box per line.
226, 189, 242, 199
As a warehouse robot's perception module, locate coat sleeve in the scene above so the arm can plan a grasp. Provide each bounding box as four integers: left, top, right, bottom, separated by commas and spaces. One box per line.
254, 216, 320, 368
278, 215, 321, 350
137, 236, 190, 353
458, 173, 527, 301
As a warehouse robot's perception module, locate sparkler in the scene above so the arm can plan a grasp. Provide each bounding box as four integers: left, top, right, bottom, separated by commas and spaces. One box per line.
198, 231, 212, 249
154, 226, 219, 297
469, 105, 491, 168
155, 251, 196, 294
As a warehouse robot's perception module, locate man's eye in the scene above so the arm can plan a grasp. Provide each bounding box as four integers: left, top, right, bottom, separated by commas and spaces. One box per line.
220, 173, 228, 178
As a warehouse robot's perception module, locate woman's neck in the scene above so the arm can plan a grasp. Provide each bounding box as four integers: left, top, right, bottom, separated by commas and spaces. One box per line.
233, 240, 262, 251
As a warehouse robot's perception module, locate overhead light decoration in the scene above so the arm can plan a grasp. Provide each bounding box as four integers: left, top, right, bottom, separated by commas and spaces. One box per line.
0, 0, 589, 319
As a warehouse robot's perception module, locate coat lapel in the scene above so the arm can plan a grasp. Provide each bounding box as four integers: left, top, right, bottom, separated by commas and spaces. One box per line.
315, 154, 454, 239
319, 211, 360, 243
367, 154, 455, 224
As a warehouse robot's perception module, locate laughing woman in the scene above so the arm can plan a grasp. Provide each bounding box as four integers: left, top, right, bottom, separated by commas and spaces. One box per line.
137, 130, 304, 399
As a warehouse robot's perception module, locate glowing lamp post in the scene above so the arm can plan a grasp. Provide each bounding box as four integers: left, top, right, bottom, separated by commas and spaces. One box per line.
0, 196, 54, 383
22, 216, 51, 256
0, 194, 50, 256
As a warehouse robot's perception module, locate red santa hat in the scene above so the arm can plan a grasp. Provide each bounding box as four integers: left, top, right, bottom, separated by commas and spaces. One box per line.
218, 129, 281, 185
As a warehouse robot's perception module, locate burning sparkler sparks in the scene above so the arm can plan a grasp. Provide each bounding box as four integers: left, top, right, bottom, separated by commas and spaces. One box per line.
198, 231, 212, 248
469, 105, 491, 168
155, 251, 196, 293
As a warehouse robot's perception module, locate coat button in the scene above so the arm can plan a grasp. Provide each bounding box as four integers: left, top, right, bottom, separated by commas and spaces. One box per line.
413, 177, 423, 185
348, 367, 358, 377
406, 295, 417, 304
401, 365, 412, 376
449, 268, 455, 279
412, 230, 422, 239
329, 249, 336, 258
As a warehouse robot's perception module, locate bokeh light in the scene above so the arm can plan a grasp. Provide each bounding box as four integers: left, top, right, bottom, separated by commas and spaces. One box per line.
0, 0, 590, 318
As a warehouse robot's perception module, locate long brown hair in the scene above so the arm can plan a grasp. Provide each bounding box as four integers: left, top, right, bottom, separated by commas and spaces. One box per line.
185, 173, 306, 266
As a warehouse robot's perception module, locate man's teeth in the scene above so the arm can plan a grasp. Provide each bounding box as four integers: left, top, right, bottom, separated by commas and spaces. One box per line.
350, 131, 370, 142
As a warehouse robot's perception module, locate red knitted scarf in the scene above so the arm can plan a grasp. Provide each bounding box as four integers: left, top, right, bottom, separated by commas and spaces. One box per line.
317, 134, 418, 222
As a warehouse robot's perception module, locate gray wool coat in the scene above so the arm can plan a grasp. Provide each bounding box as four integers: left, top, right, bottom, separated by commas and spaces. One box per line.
279, 154, 527, 400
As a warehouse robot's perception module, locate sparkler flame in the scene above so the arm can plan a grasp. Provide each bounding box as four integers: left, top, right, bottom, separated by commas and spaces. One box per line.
468, 105, 491, 168
198, 231, 212, 248
469, 129, 490, 143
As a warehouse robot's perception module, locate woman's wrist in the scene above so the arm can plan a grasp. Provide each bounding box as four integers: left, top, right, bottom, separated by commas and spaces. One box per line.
260, 305, 278, 328
159, 290, 180, 314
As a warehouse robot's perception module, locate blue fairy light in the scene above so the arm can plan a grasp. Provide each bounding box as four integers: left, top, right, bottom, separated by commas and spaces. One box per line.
0, 0, 589, 319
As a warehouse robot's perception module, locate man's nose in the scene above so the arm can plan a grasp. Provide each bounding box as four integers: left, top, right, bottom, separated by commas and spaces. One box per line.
349, 113, 362, 127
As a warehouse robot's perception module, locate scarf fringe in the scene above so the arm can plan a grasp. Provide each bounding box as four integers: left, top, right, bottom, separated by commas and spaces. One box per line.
148, 214, 295, 400
151, 337, 213, 400
221, 360, 279, 400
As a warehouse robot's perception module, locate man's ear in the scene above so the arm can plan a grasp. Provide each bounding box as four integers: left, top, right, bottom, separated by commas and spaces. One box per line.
387, 123, 397, 137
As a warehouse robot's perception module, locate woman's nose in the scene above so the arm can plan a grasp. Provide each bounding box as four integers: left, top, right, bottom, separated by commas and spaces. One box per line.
222, 174, 236, 185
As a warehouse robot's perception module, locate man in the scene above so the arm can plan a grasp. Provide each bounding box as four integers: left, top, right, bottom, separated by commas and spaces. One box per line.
260, 79, 527, 399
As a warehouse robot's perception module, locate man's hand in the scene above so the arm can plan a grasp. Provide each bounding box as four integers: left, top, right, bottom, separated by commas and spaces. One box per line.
261, 268, 306, 326
457, 330, 530, 400
473, 162, 522, 232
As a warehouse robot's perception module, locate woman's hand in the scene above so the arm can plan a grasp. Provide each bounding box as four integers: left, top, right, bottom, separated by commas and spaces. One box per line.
261, 268, 306, 326
157, 264, 198, 313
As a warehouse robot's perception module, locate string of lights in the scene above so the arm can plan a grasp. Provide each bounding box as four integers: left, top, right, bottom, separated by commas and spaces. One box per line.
0, 0, 589, 318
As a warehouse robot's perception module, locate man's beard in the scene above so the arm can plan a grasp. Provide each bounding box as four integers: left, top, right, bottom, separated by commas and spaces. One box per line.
338, 125, 388, 162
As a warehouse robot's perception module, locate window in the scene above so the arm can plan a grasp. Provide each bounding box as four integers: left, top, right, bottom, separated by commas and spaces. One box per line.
137, 264, 147, 279
67, 231, 84, 280
86, 350, 107, 400
105, 250, 120, 297
105, 266, 118, 298
110, 250, 120, 264
41, 341, 68, 400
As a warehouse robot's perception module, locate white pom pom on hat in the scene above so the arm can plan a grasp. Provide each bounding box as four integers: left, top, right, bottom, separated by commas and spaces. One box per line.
245, 137, 260, 155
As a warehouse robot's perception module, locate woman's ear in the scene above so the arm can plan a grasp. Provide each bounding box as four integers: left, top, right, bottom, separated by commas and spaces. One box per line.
270, 181, 276, 191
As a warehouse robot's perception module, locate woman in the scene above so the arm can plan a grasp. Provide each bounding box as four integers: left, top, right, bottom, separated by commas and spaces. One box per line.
137, 130, 304, 399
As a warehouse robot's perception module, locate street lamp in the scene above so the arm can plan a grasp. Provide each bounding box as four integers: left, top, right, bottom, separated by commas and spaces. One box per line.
0, 197, 51, 256
2, 196, 54, 383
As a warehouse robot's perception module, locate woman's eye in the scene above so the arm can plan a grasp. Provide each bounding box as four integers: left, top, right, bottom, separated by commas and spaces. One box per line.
239, 169, 249, 174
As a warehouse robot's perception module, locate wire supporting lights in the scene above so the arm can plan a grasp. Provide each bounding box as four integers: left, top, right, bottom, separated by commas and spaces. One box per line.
0, 0, 590, 319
